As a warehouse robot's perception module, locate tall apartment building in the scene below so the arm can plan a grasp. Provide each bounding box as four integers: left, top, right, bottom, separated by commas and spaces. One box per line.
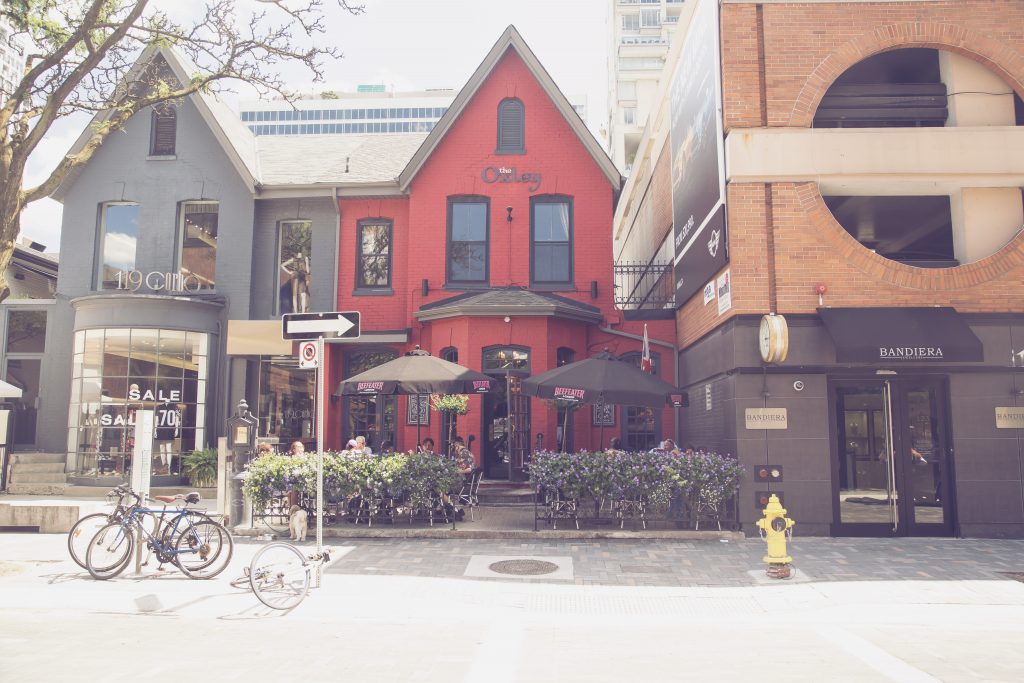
239, 89, 457, 136
0, 18, 27, 104
607, 0, 687, 172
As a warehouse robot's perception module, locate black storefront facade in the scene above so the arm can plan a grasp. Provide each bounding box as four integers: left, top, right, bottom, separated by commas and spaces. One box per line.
677, 308, 1024, 539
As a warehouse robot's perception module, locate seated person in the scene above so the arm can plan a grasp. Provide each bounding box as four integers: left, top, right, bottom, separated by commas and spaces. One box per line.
355, 435, 373, 455
450, 435, 475, 476
418, 437, 436, 455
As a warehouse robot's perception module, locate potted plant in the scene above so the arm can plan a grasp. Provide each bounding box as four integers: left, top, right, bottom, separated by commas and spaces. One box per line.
182, 448, 218, 488
431, 393, 469, 452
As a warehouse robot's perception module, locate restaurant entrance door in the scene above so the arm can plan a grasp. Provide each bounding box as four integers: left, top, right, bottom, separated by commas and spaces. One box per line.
831, 377, 954, 537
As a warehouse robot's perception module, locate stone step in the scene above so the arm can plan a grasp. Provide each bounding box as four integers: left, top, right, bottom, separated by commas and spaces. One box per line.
11, 452, 66, 465
477, 489, 536, 505
10, 463, 65, 473
63, 485, 217, 499
9, 470, 68, 484
5, 483, 67, 496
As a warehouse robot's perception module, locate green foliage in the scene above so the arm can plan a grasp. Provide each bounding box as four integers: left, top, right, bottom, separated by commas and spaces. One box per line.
529, 448, 742, 511
244, 451, 461, 509
430, 394, 469, 415
182, 448, 218, 487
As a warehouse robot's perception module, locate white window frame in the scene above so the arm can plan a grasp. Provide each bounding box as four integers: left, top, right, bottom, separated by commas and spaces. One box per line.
176, 200, 219, 290
622, 13, 640, 32
96, 201, 140, 290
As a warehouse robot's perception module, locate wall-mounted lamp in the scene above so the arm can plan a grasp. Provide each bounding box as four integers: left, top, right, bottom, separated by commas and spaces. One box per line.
421, 278, 429, 297
506, 206, 513, 223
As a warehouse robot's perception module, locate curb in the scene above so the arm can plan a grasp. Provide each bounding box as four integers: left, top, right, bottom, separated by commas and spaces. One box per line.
231, 526, 746, 541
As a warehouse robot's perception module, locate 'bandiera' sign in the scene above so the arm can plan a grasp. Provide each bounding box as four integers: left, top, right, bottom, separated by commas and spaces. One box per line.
481, 166, 542, 192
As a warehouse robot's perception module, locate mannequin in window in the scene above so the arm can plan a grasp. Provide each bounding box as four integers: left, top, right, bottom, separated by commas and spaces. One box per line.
154, 399, 181, 474
280, 251, 311, 313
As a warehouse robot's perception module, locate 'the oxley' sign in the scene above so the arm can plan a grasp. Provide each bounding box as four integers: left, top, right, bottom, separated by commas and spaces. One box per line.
481, 166, 542, 192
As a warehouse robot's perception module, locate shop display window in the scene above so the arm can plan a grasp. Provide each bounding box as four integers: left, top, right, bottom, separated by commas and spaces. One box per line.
67, 328, 208, 479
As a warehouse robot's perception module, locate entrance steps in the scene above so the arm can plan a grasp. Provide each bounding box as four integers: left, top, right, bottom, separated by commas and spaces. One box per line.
5, 452, 67, 495
477, 481, 534, 506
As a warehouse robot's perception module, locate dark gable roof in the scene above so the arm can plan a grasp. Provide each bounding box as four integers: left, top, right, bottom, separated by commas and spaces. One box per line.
398, 25, 621, 191
415, 288, 602, 324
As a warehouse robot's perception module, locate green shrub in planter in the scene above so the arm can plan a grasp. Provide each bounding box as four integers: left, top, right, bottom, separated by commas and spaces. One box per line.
182, 448, 218, 488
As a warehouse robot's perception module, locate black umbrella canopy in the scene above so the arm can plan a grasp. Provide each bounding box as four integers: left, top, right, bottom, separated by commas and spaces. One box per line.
521, 352, 683, 408
335, 347, 497, 396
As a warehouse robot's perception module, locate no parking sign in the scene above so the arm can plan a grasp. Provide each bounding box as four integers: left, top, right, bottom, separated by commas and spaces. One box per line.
298, 341, 319, 369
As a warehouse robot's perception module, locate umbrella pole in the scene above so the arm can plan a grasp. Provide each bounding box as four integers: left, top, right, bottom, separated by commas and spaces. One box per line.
561, 407, 570, 452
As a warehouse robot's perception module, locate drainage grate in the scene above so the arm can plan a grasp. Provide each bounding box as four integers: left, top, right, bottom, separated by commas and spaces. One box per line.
488, 559, 560, 576
999, 572, 1024, 583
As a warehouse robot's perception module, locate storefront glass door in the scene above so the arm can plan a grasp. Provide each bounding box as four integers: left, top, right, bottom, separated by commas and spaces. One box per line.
832, 378, 952, 536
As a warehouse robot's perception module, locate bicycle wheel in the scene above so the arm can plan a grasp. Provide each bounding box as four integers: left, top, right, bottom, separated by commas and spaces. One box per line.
86, 523, 134, 580
68, 513, 113, 569
155, 510, 211, 561
249, 542, 310, 610
174, 520, 233, 579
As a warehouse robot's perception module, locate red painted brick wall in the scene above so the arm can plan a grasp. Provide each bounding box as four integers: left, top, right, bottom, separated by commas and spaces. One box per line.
331, 47, 676, 451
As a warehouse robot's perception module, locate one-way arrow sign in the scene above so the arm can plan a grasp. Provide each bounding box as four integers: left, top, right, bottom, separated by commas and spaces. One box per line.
282, 311, 361, 340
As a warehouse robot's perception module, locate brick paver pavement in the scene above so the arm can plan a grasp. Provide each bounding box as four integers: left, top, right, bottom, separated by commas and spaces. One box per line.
327, 536, 1024, 587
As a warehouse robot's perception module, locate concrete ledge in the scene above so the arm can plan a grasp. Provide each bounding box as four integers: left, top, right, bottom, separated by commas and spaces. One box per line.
0, 503, 82, 533
232, 526, 745, 541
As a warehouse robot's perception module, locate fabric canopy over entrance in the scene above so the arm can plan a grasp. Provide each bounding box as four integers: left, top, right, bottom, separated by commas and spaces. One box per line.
818, 307, 983, 363
334, 347, 497, 396
520, 351, 683, 408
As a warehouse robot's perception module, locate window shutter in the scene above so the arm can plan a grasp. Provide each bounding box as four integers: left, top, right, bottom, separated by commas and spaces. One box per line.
497, 99, 524, 153
151, 106, 176, 155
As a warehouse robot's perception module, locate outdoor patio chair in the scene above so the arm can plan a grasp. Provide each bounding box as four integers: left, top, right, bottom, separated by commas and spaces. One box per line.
454, 467, 483, 521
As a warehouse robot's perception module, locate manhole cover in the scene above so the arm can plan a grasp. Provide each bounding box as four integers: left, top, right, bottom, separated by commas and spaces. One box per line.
999, 572, 1024, 583
489, 559, 559, 576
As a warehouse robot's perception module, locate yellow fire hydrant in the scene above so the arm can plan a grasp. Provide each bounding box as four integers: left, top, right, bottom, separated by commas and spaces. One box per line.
755, 494, 795, 579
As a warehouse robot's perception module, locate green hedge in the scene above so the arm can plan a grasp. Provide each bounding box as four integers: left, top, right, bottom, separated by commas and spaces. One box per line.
243, 451, 460, 509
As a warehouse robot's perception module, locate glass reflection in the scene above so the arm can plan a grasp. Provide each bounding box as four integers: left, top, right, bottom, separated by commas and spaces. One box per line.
99, 203, 139, 289
67, 328, 208, 479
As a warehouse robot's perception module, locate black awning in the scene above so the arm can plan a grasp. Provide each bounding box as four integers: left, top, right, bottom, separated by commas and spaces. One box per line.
818, 307, 983, 363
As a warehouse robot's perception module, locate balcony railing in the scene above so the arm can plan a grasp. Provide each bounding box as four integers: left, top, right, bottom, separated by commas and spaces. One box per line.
614, 261, 675, 310
664, 15, 679, 23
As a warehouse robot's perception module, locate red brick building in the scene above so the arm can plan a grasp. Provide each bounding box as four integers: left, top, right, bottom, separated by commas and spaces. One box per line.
616, 0, 1024, 536
319, 27, 675, 478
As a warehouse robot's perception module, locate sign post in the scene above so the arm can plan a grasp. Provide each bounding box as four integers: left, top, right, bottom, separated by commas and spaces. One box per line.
282, 312, 360, 586
130, 410, 154, 576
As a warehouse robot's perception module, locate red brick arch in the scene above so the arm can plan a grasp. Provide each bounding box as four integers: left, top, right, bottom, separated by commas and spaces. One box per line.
789, 22, 1024, 128
795, 183, 1024, 290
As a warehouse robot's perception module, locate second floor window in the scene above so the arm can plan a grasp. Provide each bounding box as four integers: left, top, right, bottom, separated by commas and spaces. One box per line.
357, 219, 392, 289
497, 98, 525, 154
447, 197, 489, 285
97, 202, 139, 289
279, 220, 312, 314
179, 201, 218, 289
150, 104, 176, 156
531, 196, 573, 284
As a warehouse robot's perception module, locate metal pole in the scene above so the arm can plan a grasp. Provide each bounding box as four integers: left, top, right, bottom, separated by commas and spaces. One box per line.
315, 335, 325, 587
506, 371, 512, 481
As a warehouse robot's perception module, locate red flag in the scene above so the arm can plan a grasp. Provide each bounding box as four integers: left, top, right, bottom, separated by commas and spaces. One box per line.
640, 324, 652, 373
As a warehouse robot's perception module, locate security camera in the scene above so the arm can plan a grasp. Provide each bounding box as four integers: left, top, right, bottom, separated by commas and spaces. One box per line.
793, 380, 805, 392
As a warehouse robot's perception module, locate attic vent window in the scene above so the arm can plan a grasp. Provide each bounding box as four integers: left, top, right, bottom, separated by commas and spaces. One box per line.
496, 98, 524, 154
150, 104, 177, 156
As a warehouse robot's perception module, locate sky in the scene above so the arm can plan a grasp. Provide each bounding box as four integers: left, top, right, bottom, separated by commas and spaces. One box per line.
19, 0, 612, 252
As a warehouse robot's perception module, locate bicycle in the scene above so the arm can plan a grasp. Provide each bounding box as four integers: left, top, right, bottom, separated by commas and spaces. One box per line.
85, 490, 233, 580
68, 486, 213, 569
233, 542, 332, 610
67, 485, 136, 570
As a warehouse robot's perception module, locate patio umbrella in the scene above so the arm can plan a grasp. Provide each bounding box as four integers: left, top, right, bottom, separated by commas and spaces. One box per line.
335, 346, 497, 447
521, 351, 685, 451
521, 351, 683, 409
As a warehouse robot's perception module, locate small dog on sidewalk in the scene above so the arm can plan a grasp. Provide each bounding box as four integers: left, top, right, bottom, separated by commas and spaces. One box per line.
288, 504, 309, 542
